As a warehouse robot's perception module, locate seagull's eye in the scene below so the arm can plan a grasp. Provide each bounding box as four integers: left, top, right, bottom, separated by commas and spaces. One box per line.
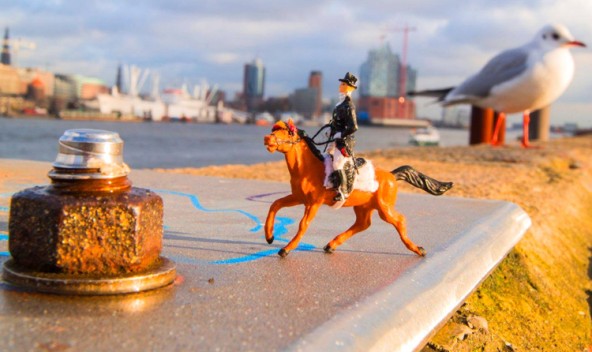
552, 33, 560, 40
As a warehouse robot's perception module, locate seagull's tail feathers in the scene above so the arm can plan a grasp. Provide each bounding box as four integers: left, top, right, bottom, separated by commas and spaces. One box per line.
407, 87, 454, 101
440, 95, 479, 107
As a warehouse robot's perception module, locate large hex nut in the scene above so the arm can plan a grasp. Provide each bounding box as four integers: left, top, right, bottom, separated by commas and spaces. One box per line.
8, 187, 163, 275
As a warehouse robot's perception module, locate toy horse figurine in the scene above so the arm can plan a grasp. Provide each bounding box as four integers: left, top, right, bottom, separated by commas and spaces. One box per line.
263, 119, 453, 258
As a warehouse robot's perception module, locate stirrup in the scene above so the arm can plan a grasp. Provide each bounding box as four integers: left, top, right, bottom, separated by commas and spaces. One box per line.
333, 191, 344, 202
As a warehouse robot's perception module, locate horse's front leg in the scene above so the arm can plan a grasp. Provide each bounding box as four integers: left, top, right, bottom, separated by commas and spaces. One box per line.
265, 194, 301, 244
279, 202, 321, 257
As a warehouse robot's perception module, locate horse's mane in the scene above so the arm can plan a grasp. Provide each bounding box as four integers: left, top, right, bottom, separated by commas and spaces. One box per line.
297, 129, 325, 163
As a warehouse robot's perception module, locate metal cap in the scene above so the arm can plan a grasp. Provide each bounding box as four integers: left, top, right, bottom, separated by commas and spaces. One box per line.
50, 129, 130, 180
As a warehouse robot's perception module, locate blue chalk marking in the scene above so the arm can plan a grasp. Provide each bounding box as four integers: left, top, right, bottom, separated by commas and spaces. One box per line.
270, 216, 293, 241
156, 189, 262, 232
0, 206, 8, 213
0, 231, 8, 256
154, 189, 315, 265
209, 244, 316, 265
207, 216, 315, 265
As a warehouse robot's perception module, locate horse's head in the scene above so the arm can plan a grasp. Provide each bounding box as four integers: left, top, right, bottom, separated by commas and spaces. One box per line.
264, 119, 301, 153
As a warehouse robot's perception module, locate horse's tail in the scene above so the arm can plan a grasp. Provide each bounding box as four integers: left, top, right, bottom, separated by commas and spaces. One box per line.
392, 165, 453, 196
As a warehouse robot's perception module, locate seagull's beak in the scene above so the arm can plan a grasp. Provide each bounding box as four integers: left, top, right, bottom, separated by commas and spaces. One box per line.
567, 40, 586, 47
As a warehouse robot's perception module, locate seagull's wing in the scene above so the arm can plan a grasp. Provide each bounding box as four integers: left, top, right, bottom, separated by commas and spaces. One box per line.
407, 87, 454, 100
444, 46, 531, 104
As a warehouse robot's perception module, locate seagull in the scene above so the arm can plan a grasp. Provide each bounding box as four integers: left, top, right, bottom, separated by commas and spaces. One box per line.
410, 23, 586, 147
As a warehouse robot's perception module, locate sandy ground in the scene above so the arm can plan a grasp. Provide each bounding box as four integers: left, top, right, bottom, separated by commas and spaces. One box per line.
154, 135, 592, 351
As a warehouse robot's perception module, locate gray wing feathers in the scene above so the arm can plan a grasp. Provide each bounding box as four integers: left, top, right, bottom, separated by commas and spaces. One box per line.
445, 46, 531, 102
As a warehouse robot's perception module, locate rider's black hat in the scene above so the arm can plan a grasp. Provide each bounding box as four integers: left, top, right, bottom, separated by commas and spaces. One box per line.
338, 72, 358, 89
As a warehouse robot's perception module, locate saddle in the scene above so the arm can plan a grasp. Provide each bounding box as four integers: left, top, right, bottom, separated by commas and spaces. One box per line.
323, 155, 378, 199
354, 157, 367, 169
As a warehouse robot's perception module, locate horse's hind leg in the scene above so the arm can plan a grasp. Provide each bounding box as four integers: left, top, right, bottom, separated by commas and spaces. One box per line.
324, 206, 373, 253
378, 206, 426, 256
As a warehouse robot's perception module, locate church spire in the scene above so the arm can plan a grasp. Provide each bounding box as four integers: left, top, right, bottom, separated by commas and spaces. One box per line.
1, 27, 11, 65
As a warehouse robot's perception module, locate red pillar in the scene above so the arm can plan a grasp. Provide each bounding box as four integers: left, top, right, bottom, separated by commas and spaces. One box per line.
529, 106, 550, 141
469, 106, 505, 145
470, 106, 493, 144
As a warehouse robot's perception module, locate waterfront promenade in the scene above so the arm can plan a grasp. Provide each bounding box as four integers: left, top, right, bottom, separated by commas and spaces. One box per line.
0, 159, 530, 351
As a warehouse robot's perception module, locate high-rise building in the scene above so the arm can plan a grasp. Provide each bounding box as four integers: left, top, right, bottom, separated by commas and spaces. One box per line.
358, 43, 418, 121
289, 71, 323, 120
308, 71, 322, 118
359, 43, 417, 97
115, 64, 123, 93
290, 87, 317, 119
1, 27, 11, 66
243, 58, 265, 112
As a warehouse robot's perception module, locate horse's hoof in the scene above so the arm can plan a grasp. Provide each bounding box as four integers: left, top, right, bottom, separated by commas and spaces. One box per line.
266, 236, 274, 244
323, 244, 335, 254
278, 248, 289, 258
418, 247, 426, 256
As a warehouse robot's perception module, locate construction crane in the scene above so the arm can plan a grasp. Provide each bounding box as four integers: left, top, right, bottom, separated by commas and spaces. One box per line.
382, 24, 416, 98
124, 64, 150, 97
394, 24, 416, 98
12, 38, 37, 67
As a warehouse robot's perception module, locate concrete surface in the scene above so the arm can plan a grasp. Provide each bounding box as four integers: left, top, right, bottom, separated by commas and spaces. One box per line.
0, 159, 531, 351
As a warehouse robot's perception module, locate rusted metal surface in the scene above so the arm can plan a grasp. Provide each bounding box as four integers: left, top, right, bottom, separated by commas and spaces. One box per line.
2, 257, 176, 295
9, 186, 163, 275
3, 129, 174, 295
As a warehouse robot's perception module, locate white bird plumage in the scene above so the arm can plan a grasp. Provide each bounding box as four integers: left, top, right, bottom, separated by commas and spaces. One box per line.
412, 23, 586, 147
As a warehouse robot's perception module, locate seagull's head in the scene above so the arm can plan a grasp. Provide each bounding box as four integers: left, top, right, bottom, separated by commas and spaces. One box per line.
535, 24, 586, 50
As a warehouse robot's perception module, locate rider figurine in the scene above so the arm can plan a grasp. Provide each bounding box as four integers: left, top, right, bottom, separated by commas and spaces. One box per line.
329, 72, 359, 202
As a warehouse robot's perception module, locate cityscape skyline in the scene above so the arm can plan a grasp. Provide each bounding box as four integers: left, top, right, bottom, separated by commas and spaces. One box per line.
0, 1, 590, 126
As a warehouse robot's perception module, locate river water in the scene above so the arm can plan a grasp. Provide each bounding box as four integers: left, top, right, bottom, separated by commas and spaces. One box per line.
0, 117, 471, 169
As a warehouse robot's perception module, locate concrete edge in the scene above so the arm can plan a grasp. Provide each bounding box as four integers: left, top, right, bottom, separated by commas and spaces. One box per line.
288, 201, 531, 352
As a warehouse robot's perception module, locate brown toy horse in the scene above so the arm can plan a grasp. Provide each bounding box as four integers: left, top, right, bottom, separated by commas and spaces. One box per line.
263, 119, 453, 258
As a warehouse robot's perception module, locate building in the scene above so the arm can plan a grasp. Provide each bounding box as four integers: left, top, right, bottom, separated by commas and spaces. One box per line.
54, 74, 78, 103
54, 74, 108, 101
0, 64, 20, 95
18, 68, 55, 97
358, 96, 416, 124
359, 43, 401, 97
1, 28, 10, 66
290, 87, 318, 119
308, 71, 322, 118
289, 71, 323, 120
357, 43, 418, 122
75, 75, 109, 100
243, 58, 265, 112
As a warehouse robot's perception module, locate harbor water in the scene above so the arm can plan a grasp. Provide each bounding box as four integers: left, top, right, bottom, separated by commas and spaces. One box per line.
0, 117, 473, 169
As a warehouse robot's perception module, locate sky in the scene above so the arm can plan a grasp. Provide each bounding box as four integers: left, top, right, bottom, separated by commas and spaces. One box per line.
1, 0, 591, 126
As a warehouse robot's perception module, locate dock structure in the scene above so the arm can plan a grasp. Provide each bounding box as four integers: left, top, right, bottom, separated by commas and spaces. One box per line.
0, 159, 530, 351
469, 106, 551, 145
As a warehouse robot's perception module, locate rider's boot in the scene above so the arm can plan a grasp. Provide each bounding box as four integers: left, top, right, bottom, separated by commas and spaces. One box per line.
333, 169, 347, 202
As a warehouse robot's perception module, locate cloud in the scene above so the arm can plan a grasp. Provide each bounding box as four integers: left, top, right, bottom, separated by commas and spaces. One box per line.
0, 0, 590, 126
